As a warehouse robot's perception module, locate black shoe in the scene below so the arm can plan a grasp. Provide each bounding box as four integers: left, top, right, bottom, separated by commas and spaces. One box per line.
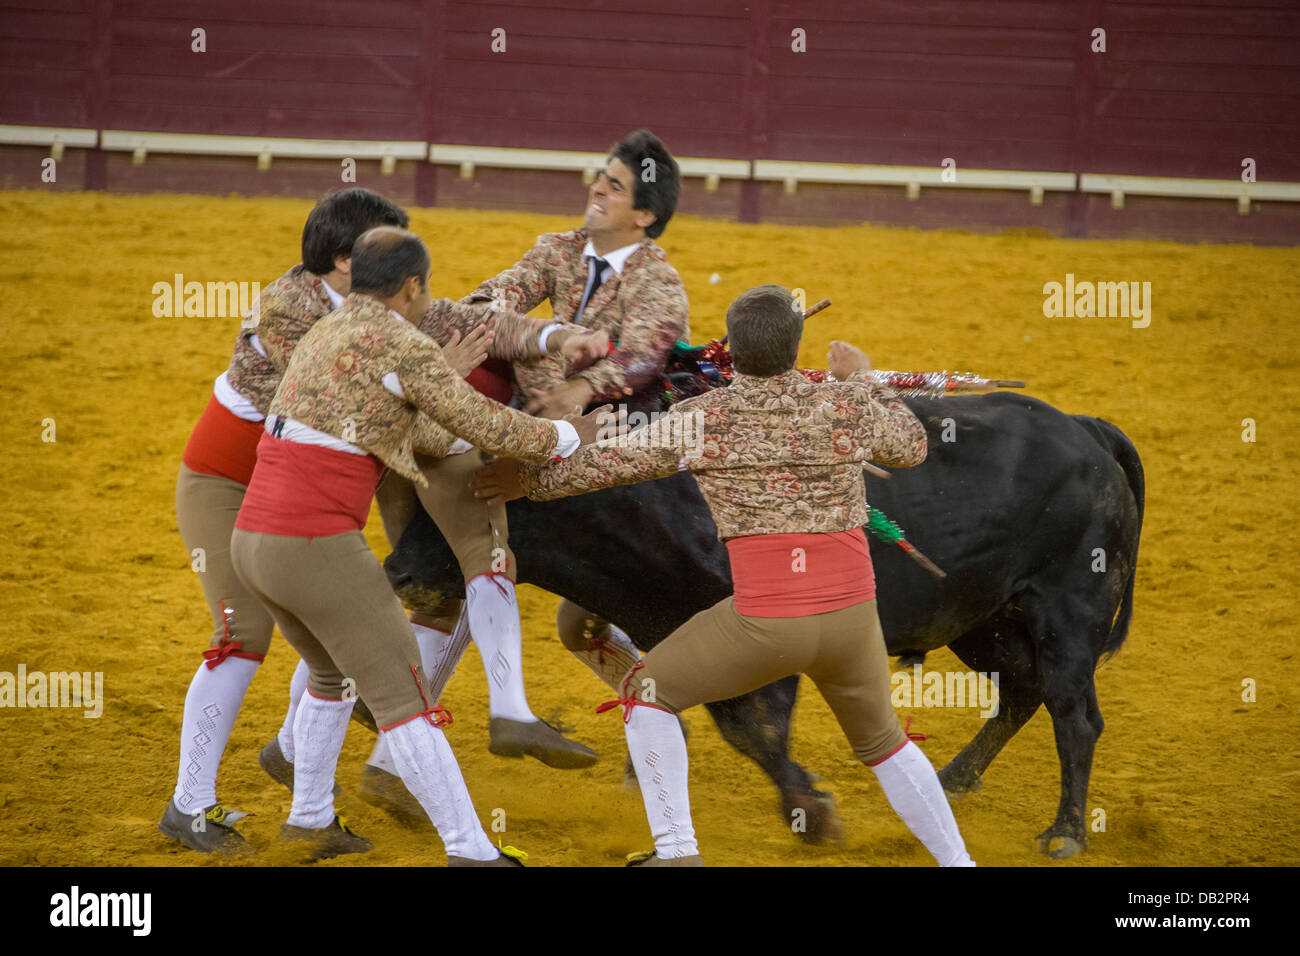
279, 815, 372, 861
259, 738, 341, 798
158, 798, 252, 855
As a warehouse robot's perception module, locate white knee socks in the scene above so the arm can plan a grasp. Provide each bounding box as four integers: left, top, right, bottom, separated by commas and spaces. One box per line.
384, 718, 498, 861
277, 657, 310, 762
466, 576, 534, 722
367, 622, 454, 774
287, 693, 354, 829
172, 657, 260, 813
625, 705, 698, 859
871, 740, 976, 867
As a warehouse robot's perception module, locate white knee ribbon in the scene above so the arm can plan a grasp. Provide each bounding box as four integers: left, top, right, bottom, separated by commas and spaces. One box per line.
871, 740, 976, 867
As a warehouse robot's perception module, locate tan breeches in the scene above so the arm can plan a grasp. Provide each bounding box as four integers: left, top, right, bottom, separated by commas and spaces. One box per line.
174, 464, 276, 657
629, 597, 907, 765
230, 529, 433, 728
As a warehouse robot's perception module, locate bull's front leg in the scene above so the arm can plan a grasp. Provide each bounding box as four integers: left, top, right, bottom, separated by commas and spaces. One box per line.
704, 677, 844, 845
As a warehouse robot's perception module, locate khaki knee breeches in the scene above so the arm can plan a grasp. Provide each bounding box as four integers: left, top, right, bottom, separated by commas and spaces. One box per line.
630, 597, 907, 765
414, 450, 514, 582
175, 464, 276, 657
230, 529, 433, 728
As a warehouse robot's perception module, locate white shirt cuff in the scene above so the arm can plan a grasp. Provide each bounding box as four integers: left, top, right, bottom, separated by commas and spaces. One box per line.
551, 419, 581, 459
446, 438, 475, 456
537, 322, 564, 353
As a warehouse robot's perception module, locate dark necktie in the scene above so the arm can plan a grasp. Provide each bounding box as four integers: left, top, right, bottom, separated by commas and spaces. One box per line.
576, 256, 610, 322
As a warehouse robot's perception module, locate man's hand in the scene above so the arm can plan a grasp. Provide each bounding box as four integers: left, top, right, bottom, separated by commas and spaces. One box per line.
564, 404, 616, 447
554, 328, 610, 371
828, 340, 872, 381
442, 325, 494, 378
524, 378, 597, 419
472, 458, 524, 506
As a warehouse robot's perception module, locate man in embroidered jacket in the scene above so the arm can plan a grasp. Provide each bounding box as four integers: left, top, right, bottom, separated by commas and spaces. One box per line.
475, 285, 976, 868
407, 130, 691, 778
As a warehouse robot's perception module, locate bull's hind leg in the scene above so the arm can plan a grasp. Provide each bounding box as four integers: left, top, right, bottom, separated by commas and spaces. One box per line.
704, 676, 844, 845
939, 615, 1043, 798
1021, 592, 1109, 860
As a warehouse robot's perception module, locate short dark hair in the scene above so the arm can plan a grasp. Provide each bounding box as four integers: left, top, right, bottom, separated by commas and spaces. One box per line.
349, 227, 430, 298
609, 129, 679, 239
301, 188, 409, 275
726, 285, 802, 377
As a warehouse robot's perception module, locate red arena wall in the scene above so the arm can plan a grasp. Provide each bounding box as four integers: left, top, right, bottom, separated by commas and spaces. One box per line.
3, 0, 1298, 241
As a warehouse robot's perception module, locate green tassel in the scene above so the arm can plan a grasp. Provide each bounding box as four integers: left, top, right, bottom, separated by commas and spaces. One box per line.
867, 507, 905, 545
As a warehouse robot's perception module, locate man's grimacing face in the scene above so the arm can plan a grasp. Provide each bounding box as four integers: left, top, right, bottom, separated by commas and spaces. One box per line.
584, 157, 653, 238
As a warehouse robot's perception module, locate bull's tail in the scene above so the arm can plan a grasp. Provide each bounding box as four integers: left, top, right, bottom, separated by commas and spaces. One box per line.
1074, 416, 1145, 660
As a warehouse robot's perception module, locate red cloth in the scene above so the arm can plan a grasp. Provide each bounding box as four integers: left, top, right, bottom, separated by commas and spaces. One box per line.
182, 394, 264, 486
465, 357, 514, 405
235, 432, 385, 538
726, 528, 875, 618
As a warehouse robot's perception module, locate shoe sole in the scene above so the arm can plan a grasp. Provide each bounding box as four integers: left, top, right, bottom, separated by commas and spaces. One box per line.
157, 819, 250, 856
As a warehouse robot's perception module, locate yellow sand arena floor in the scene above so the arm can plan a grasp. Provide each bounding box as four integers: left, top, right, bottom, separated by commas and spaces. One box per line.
0, 190, 1297, 866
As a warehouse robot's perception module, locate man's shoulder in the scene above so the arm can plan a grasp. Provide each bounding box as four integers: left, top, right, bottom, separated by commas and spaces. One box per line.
533, 228, 587, 251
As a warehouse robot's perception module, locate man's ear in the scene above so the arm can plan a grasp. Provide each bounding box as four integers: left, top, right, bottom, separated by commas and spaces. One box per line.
402, 274, 423, 301
333, 255, 352, 276
633, 209, 656, 232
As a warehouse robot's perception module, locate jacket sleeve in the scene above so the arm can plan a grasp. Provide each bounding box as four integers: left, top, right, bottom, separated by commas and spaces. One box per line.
418, 298, 564, 363
461, 234, 557, 316
573, 263, 689, 401
518, 400, 701, 500
256, 283, 316, 376
395, 336, 560, 463
843, 369, 928, 468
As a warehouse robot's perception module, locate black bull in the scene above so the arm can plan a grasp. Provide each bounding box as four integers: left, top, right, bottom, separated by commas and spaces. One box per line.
383, 392, 1144, 859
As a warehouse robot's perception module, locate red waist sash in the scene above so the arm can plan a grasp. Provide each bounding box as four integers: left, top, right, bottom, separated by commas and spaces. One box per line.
182, 394, 264, 486
235, 431, 385, 538
727, 528, 875, 618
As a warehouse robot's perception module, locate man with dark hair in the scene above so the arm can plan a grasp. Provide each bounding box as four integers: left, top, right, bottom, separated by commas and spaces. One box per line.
398, 128, 690, 776
230, 227, 604, 862
160, 187, 409, 853
161, 188, 604, 853
473, 284, 977, 868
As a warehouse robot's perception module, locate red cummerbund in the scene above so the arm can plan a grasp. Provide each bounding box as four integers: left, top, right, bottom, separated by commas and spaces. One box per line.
235, 431, 385, 538
182, 394, 264, 486
727, 528, 876, 618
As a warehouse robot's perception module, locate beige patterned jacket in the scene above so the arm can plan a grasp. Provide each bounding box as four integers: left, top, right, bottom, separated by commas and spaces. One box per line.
227, 263, 567, 416
270, 294, 562, 485
519, 369, 927, 538
464, 228, 690, 402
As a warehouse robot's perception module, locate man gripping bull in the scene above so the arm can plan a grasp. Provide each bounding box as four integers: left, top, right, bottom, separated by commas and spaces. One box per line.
161, 188, 603, 853
230, 226, 605, 862
473, 285, 977, 867
395, 129, 689, 779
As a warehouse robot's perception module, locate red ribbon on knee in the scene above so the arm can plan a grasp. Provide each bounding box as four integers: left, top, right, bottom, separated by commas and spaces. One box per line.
595, 661, 671, 724
202, 601, 265, 669
903, 715, 928, 742
409, 664, 453, 728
